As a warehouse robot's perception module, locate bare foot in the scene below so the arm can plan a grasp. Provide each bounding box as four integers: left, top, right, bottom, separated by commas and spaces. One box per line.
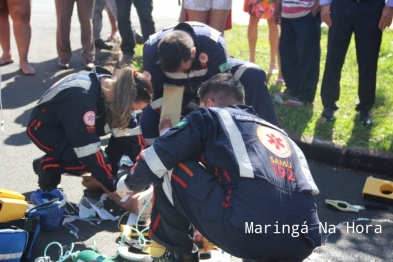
158, 117, 173, 136
0, 56, 14, 67
20, 63, 36, 75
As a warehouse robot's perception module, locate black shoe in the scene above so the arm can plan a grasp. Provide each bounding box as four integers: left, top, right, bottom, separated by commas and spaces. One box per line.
359, 110, 372, 126
58, 60, 70, 69
322, 108, 335, 122
119, 54, 134, 68
33, 157, 61, 192
140, 246, 199, 262
133, 29, 144, 45
94, 39, 113, 50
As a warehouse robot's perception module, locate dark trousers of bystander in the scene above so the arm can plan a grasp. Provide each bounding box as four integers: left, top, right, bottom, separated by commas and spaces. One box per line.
115, 0, 155, 56
279, 13, 321, 104
320, 0, 384, 112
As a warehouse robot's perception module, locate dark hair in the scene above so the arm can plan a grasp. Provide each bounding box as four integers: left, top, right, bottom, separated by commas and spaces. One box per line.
198, 73, 245, 106
158, 31, 194, 73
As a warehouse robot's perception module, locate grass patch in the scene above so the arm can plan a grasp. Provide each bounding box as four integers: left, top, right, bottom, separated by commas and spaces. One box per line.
133, 24, 393, 153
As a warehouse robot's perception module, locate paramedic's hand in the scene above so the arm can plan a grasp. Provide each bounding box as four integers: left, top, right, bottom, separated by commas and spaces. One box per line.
116, 175, 132, 197
159, 116, 173, 136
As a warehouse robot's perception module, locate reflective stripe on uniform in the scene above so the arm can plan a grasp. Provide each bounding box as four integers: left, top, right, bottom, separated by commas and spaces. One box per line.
112, 126, 142, 137
164, 68, 208, 79
162, 169, 174, 205
104, 124, 143, 137
143, 146, 167, 178
74, 141, 101, 158
210, 28, 221, 42
150, 97, 163, 110
149, 32, 159, 45
210, 108, 254, 178
0, 252, 23, 260
37, 73, 91, 106
289, 139, 319, 195
104, 123, 111, 134
233, 62, 260, 80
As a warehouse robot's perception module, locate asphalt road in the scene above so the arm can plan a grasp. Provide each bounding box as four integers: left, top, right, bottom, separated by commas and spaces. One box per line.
0, 1, 392, 261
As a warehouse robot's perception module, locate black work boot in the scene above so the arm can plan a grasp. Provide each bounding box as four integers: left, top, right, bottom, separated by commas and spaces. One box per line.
33, 157, 61, 192
140, 245, 199, 262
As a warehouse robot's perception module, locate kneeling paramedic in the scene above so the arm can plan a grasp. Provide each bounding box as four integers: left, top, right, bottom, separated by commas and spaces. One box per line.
27, 66, 153, 194
117, 74, 322, 262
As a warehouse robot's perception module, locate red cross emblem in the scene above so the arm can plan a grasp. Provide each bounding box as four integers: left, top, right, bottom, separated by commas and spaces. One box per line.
257, 127, 291, 158
266, 133, 285, 150
83, 111, 96, 126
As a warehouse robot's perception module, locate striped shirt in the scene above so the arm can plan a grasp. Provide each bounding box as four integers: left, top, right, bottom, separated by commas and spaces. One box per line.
282, 0, 316, 18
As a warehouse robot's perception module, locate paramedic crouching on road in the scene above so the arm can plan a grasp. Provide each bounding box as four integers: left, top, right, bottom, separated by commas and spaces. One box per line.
27, 66, 152, 196
117, 74, 322, 262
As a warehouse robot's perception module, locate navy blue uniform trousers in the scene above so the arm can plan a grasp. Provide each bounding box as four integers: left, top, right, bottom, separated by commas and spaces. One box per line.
149, 160, 315, 261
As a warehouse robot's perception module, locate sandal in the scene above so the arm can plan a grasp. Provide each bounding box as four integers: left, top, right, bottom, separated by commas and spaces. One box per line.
284, 97, 305, 107
275, 78, 285, 86
108, 33, 120, 43
0, 57, 14, 67
267, 63, 278, 75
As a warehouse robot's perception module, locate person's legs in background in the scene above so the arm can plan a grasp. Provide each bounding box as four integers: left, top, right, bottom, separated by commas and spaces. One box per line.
116, 0, 135, 66
279, 18, 299, 98
208, 9, 230, 34
76, 0, 95, 70
246, 14, 260, 63
0, 0, 14, 66
353, 0, 384, 125
320, 0, 353, 121
93, 0, 113, 50
133, 0, 155, 42
7, 0, 35, 74
284, 13, 320, 106
55, 0, 74, 69
267, 17, 283, 84
186, 9, 209, 25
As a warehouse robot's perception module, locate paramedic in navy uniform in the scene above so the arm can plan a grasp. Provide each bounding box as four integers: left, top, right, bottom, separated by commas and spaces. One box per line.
26, 66, 153, 194
140, 22, 280, 145
117, 74, 322, 262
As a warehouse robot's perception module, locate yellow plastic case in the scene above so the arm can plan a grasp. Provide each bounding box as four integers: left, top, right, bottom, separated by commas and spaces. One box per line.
362, 177, 393, 204
0, 188, 28, 223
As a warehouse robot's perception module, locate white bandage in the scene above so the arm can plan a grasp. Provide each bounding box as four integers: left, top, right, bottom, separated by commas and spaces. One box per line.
116, 175, 132, 197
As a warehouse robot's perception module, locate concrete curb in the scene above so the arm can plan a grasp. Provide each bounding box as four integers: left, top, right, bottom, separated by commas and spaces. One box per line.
287, 131, 393, 176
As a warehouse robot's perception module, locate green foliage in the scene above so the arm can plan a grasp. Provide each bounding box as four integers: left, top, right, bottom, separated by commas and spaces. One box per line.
225, 24, 393, 152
